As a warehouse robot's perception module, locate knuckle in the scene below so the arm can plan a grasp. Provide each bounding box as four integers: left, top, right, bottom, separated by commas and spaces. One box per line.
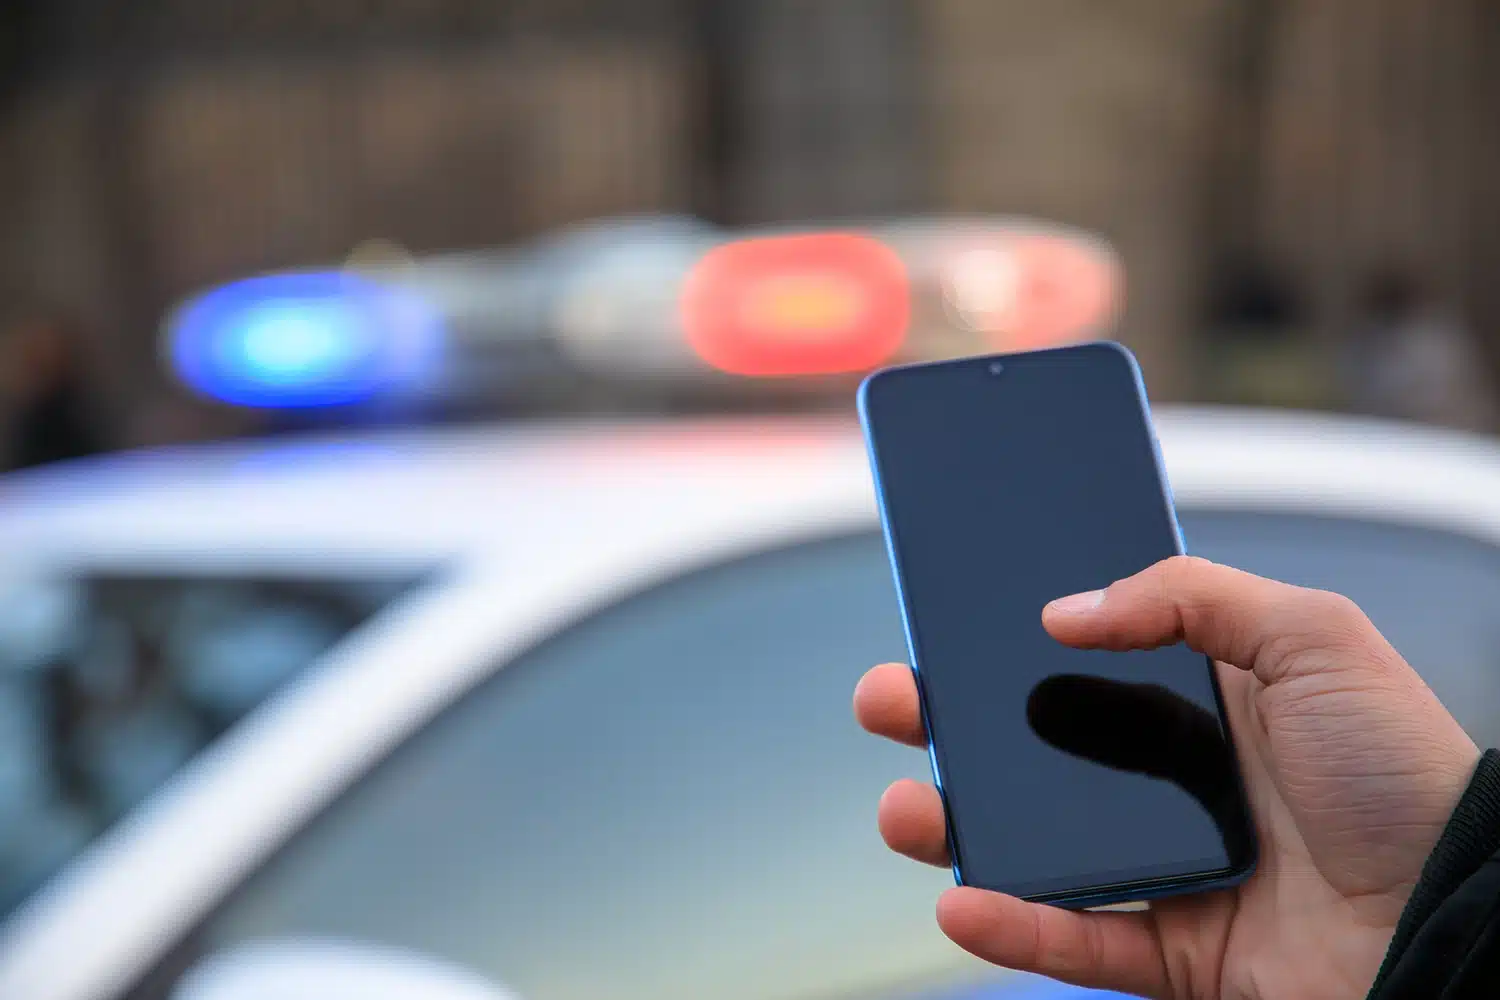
1263, 586, 1382, 673
1305, 589, 1374, 641
1019, 907, 1046, 970
1166, 554, 1215, 576
1080, 914, 1108, 977
1044, 911, 1103, 982
1310, 587, 1360, 618
1159, 554, 1214, 637
1156, 555, 1213, 605
1156, 554, 1205, 589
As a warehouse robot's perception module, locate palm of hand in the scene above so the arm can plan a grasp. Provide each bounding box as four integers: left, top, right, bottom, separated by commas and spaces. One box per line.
1133, 650, 1476, 1000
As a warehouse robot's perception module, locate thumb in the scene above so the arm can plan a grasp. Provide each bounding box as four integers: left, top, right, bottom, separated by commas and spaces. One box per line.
1041, 555, 1394, 687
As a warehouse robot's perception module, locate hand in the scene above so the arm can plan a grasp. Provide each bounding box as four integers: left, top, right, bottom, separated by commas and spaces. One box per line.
854, 556, 1480, 999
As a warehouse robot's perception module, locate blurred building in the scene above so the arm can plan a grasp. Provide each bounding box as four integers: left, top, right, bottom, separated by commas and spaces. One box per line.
1, 0, 1499, 427
1226, 0, 1500, 413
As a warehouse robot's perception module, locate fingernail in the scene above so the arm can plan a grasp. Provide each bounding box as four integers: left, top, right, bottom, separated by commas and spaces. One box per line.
1047, 589, 1106, 614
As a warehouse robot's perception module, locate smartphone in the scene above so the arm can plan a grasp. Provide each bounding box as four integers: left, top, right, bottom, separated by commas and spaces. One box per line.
858, 341, 1256, 907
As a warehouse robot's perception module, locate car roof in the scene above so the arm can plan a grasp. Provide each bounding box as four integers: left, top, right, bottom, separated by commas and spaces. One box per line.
9, 404, 1500, 1000
6, 404, 1500, 569
0, 415, 873, 571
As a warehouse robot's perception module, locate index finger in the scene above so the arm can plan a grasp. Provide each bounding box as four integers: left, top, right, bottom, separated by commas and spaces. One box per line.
853, 662, 927, 748
1040, 555, 1394, 687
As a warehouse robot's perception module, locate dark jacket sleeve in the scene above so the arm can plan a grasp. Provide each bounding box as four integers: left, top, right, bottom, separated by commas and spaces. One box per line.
1367, 749, 1500, 998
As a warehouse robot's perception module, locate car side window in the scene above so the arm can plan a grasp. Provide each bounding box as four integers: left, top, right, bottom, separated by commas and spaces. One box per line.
0, 573, 417, 919
149, 515, 1500, 1000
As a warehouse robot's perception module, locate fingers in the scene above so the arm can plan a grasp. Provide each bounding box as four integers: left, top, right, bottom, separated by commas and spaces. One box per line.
857, 667, 949, 867
875, 770, 1171, 997
878, 779, 949, 867
854, 662, 926, 747
937, 887, 1168, 998
1041, 555, 1390, 686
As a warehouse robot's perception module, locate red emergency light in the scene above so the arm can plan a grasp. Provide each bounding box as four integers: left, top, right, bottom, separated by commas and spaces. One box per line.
680, 233, 909, 377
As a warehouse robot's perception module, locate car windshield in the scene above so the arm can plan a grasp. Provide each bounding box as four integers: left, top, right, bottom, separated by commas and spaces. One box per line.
0, 572, 420, 919
138, 509, 1500, 1000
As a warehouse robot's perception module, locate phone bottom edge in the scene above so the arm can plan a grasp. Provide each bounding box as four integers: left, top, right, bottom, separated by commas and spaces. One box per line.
957, 859, 1259, 911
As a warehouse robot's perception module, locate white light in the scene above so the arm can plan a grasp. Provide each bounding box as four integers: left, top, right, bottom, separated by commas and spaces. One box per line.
943, 248, 1020, 333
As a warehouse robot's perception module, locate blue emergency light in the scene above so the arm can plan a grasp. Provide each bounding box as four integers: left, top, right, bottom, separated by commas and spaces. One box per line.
166, 272, 444, 408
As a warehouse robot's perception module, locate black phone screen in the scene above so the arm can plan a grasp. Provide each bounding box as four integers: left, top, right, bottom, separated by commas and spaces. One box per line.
860, 343, 1254, 901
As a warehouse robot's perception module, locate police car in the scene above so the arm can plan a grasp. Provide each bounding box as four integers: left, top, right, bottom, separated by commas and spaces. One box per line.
2, 218, 1499, 1000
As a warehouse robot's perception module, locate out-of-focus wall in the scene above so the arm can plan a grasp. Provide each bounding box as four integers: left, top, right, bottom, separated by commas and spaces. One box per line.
922, 0, 1500, 398
920, 0, 1226, 395
1253, 0, 1500, 357
704, 0, 925, 223
129, 46, 692, 293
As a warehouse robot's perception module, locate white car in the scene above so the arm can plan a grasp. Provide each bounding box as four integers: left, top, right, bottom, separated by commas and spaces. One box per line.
2, 407, 1500, 1000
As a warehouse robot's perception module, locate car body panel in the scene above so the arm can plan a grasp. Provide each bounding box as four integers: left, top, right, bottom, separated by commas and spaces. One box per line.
5, 406, 1500, 1000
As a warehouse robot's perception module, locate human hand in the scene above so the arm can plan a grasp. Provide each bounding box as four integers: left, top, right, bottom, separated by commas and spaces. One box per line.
854, 556, 1479, 999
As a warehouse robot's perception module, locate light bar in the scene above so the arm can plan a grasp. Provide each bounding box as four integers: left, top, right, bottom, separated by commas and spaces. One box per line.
680, 233, 909, 377
166, 272, 444, 408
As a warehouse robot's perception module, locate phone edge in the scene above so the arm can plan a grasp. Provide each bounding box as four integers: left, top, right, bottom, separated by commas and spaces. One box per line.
857, 368, 969, 890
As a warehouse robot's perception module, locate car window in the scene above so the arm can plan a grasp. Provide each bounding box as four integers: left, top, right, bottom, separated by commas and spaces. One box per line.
0, 572, 420, 919
146, 514, 1500, 1000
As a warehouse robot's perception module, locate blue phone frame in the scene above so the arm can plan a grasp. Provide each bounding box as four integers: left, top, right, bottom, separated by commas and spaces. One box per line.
856, 340, 1257, 909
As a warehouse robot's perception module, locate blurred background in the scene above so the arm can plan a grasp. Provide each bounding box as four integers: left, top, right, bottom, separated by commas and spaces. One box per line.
3, 0, 1500, 463
6, 5, 1500, 1000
